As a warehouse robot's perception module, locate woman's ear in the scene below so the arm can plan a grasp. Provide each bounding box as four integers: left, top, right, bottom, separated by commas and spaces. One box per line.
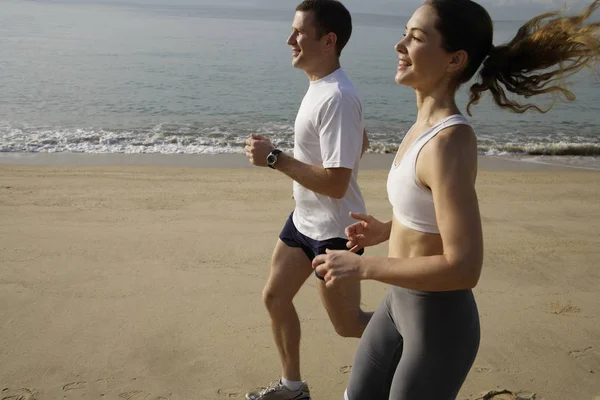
447, 50, 468, 74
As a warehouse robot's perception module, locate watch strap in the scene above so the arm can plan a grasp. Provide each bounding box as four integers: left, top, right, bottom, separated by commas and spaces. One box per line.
267, 149, 283, 169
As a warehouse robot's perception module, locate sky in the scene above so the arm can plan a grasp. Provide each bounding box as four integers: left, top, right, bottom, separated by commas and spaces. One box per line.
127, 0, 589, 20
41, 0, 591, 21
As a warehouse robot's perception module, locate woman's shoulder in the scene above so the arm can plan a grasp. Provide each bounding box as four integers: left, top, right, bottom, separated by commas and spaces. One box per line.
428, 122, 477, 158
418, 123, 478, 185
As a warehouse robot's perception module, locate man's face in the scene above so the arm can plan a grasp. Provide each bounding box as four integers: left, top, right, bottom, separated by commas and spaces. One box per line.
286, 11, 327, 71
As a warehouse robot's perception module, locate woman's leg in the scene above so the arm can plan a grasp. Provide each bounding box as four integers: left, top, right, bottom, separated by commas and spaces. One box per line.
345, 292, 404, 400
388, 288, 480, 400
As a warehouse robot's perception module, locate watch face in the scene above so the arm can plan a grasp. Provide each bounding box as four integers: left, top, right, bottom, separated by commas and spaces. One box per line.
267, 155, 275, 164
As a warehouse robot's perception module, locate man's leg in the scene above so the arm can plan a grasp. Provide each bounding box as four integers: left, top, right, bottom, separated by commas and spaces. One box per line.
263, 239, 313, 381
316, 276, 372, 338
315, 241, 372, 338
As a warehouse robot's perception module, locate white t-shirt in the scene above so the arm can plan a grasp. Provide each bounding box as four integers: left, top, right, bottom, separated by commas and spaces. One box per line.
292, 68, 367, 241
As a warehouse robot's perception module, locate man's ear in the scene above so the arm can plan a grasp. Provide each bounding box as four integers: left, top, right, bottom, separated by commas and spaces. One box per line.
324, 32, 338, 53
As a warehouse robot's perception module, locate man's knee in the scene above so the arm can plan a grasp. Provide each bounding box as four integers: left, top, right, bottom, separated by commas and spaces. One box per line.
262, 285, 292, 313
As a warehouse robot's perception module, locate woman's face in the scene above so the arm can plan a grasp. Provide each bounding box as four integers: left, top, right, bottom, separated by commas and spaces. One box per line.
394, 5, 456, 91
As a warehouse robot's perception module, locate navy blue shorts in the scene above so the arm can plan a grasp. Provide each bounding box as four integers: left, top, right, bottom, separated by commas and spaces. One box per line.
279, 212, 364, 280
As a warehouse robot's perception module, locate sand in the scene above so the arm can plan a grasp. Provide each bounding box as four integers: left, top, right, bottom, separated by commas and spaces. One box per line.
1, 155, 599, 400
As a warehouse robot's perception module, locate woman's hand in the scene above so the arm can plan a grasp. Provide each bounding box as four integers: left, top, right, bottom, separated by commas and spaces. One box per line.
345, 212, 390, 252
312, 249, 365, 289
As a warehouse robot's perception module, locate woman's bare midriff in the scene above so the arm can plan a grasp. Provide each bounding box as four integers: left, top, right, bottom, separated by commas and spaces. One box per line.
388, 217, 443, 259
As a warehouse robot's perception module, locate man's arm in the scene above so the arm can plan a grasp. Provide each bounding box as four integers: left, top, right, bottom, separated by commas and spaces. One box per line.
245, 93, 362, 199
244, 134, 351, 199
361, 128, 369, 158
275, 153, 351, 199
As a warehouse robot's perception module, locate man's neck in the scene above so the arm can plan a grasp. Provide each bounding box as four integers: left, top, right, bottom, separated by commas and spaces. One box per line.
305, 59, 341, 81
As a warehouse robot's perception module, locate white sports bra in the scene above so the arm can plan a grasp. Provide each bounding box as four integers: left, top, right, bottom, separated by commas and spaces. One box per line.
387, 114, 471, 234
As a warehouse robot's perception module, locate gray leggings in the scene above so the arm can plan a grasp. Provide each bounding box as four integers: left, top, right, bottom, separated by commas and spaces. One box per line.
345, 286, 480, 400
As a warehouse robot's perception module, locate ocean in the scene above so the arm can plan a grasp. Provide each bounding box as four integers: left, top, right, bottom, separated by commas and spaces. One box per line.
1, 0, 599, 160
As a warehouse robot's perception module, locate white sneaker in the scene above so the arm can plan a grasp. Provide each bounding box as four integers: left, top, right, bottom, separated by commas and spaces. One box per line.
245, 380, 311, 400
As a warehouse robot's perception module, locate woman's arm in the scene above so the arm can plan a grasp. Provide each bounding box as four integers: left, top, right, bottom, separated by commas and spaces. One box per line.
314, 125, 484, 292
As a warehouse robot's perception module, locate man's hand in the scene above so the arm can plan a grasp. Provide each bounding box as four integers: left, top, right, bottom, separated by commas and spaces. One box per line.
245, 133, 275, 167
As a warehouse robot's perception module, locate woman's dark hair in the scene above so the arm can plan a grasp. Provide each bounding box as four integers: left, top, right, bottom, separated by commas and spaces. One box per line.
296, 0, 352, 57
426, 0, 600, 115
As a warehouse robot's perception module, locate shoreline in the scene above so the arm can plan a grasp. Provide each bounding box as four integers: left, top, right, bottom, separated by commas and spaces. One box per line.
1, 152, 598, 171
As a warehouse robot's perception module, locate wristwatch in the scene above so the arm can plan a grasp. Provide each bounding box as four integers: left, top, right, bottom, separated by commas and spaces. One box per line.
267, 149, 283, 169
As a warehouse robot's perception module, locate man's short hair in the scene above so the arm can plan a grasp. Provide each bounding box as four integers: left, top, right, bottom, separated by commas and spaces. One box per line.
296, 0, 352, 57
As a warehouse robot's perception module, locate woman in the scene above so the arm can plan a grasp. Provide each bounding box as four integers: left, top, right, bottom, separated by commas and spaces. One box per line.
312, 1, 600, 399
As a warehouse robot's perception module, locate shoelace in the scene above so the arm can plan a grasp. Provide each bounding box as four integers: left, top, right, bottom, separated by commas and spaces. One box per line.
261, 380, 285, 395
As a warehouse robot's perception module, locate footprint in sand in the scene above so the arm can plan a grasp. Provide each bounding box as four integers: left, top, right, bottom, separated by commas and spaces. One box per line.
569, 346, 593, 358
119, 391, 150, 400
62, 381, 87, 391
217, 388, 243, 398
547, 300, 581, 315
1, 388, 37, 400
474, 389, 536, 400
339, 365, 352, 374
118, 390, 168, 400
474, 366, 492, 373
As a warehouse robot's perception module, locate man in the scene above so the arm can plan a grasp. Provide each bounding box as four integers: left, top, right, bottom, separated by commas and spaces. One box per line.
244, 1, 370, 399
